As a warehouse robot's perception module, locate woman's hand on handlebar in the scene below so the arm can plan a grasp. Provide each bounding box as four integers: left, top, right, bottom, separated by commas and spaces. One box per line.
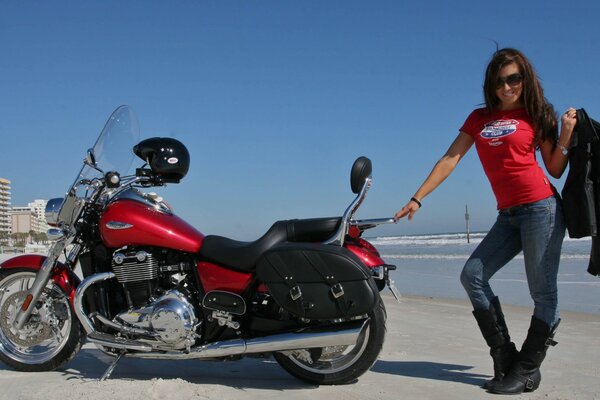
394, 198, 421, 221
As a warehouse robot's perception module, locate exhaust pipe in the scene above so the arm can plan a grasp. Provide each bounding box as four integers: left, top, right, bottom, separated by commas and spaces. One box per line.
88, 319, 368, 360
195, 319, 368, 359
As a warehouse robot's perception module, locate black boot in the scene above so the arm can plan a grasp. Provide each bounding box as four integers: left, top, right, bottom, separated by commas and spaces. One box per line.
488, 316, 560, 395
472, 297, 518, 389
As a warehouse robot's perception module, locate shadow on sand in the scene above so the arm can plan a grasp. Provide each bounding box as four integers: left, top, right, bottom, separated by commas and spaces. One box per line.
53, 347, 312, 390
371, 360, 489, 386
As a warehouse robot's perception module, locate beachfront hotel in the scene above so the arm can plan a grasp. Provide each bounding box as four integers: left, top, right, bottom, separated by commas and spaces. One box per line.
28, 199, 49, 232
0, 178, 11, 236
0, 179, 49, 237
11, 200, 49, 234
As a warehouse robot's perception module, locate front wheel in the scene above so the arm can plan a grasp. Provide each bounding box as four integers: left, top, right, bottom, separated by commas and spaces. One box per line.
274, 298, 386, 385
0, 269, 85, 371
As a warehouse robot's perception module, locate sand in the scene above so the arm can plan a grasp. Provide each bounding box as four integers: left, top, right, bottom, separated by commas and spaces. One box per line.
0, 294, 598, 400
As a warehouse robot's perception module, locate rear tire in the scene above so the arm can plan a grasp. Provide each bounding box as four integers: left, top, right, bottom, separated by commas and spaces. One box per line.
0, 269, 85, 372
274, 297, 386, 385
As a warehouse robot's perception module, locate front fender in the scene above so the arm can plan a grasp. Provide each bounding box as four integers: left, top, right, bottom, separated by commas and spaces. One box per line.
0, 255, 81, 303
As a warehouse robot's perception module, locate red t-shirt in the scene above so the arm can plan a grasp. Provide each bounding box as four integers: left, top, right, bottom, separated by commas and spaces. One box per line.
460, 107, 555, 210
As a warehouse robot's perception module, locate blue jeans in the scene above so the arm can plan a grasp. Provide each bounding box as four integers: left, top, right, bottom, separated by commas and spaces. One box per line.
460, 195, 565, 327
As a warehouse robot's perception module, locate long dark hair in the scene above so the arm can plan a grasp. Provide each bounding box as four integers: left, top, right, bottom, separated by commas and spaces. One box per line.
483, 48, 558, 147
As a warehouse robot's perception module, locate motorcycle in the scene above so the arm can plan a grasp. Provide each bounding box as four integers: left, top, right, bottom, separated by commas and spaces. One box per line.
0, 106, 399, 384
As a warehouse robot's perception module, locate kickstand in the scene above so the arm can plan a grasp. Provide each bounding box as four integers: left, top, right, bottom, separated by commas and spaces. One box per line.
100, 351, 125, 381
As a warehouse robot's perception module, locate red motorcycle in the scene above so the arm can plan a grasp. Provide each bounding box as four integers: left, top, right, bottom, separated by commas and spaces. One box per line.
0, 106, 399, 384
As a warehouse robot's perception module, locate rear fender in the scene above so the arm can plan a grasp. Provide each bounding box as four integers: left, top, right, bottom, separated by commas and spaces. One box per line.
345, 241, 386, 268
0, 255, 80, 304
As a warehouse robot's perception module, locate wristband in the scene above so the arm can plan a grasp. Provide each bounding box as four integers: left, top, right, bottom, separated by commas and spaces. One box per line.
410, 197, 422, 208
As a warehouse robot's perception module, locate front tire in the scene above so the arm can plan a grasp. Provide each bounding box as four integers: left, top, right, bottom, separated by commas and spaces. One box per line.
0, 269, 85, 372
274, 297, 386, 385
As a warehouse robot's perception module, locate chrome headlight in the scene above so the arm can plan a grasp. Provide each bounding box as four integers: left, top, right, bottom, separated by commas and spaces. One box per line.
45, 197, 64, 226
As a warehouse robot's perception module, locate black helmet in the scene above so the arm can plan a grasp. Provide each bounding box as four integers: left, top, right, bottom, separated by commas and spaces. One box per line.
133, 137, 190, 183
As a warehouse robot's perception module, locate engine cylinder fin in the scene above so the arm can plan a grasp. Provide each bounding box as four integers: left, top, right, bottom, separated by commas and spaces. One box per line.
112, 254, 159, 283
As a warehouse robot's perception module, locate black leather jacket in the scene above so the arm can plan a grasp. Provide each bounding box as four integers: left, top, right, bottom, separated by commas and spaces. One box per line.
561, 108, 600, 276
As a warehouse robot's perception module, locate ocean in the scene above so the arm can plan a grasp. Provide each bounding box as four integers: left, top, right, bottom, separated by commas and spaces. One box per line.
370, 232, 600, 315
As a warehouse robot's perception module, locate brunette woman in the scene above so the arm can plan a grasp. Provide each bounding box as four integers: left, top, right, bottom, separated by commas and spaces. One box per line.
395, 48, 577, 394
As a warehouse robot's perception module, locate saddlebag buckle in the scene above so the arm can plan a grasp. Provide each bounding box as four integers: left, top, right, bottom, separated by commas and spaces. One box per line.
289, 285, 303, 301
331, 283, 345, 299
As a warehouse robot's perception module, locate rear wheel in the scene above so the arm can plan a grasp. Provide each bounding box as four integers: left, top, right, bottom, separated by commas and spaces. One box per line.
0, 269, 84, 371
274, 298, 386, 385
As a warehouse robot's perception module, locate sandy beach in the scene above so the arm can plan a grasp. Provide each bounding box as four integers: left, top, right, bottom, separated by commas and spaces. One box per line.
0, 294, 598, 400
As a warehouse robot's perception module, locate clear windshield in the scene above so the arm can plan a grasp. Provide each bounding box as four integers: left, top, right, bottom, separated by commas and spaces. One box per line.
74, 106, 140, 188
86, 105, 140, 178
57, 106, 140, 226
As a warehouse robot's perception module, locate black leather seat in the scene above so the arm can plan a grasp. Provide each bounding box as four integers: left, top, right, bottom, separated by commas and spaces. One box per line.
199, 217, 342, 272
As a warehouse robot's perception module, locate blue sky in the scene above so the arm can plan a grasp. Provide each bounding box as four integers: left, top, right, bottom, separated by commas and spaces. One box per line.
1, 1, 599, 240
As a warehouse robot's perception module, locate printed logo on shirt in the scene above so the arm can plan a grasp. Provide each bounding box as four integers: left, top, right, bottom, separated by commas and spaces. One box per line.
480, 119, 519, 140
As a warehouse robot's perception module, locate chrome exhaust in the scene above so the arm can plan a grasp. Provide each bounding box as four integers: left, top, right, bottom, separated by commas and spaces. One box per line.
90, 319, 368, 360
197, 319, 368, 359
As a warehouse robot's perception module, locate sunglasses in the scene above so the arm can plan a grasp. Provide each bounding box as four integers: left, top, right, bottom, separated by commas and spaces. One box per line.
496, 73, 523, 88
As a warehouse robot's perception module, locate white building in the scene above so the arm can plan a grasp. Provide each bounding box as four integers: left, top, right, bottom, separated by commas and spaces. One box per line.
28, 199, 49, 232
0, 178, 11, 237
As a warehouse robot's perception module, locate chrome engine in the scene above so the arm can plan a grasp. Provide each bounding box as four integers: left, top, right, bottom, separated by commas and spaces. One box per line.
115, 290, 198, 350
99, 247, 200, 350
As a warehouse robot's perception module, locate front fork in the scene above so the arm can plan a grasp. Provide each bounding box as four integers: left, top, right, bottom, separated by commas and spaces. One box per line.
12, 238, 79, 329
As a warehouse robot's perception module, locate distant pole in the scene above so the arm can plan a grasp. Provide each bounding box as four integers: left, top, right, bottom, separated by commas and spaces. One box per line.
465, 205, 471, 243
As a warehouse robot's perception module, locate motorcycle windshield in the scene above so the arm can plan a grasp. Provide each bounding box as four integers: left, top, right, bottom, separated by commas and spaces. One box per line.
57, 106, 140, 226
87, 105, 140, 178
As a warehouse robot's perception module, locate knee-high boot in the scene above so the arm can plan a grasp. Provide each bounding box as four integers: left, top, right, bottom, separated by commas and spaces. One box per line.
472, 297, 518, 389
489, 316, 560, 395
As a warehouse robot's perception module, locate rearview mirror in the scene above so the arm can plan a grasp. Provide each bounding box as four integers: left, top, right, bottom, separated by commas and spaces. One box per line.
85, 148, 96, 167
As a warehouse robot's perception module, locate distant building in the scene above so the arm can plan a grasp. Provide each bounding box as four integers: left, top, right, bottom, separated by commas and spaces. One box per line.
28, 199, 49, 232
11, 209, 41, 234
11, 204, 48, 234
0, 178, 11, 236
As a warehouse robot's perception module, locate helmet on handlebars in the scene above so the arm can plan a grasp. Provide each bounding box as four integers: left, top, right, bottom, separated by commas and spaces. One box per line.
133, 137, 190, 183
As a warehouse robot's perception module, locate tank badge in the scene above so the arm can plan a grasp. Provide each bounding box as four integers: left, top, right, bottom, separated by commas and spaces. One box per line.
106, 221, 134, 230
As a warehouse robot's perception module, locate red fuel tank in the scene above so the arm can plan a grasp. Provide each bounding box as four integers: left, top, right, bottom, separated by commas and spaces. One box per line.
100, 198, 204, 252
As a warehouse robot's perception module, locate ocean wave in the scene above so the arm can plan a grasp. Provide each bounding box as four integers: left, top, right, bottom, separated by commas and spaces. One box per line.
381, 253, 590, 260
369, 232, 591, 249
381, 254, 469, 260
558, 281, 600, 286
370, 233, 487, 246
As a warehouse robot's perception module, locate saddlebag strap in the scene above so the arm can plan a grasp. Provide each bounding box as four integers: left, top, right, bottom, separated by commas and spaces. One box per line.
264, 253, 306, 317
301, 251, 349, 317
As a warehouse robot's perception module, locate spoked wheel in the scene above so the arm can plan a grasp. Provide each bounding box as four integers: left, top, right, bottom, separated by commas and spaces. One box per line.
0, 269, 84, 371
274, 299, 386, 385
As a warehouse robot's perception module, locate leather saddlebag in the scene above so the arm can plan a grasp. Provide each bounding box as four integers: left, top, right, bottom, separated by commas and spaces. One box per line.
256, 242, 379, 320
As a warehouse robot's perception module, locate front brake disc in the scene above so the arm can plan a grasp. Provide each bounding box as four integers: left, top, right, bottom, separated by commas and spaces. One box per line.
0, 291, 53, 346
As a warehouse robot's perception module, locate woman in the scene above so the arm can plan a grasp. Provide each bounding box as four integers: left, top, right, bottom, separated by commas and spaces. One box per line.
394, 48, 577, 395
